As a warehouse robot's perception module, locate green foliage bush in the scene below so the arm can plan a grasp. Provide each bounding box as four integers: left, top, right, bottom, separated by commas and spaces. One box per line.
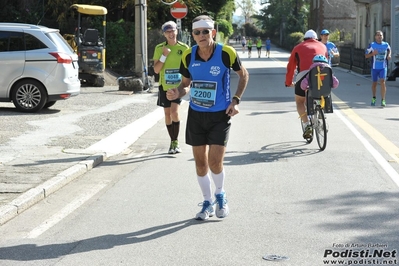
284, 32, 304, 50
328, 29, 352, 43
216, 19, 233, 39
242, 23, 263, 38
105, 20, 135, 74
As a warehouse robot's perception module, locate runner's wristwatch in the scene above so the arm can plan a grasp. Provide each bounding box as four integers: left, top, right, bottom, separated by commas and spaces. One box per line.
233, 96, 240, 104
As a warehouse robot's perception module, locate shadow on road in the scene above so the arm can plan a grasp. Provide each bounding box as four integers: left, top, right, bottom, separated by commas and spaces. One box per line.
299, 190, 399, 245
0, 218, 220, 261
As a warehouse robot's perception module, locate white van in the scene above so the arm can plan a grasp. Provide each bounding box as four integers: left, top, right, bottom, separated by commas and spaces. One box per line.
0, 23, 80, 112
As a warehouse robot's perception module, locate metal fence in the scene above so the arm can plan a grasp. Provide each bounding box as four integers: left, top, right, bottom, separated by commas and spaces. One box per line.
338, 44, 371, 75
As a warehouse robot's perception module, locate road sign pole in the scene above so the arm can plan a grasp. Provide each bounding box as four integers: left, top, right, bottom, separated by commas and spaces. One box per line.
134, 0, 148, 91
176, 19, 181, 41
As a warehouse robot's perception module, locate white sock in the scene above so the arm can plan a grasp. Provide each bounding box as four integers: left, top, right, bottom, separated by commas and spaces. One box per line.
197, 174, 212, 202
211, 169, 225, 195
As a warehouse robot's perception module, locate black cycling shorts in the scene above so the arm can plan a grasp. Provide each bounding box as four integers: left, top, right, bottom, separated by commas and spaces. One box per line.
295, 76, 306, 97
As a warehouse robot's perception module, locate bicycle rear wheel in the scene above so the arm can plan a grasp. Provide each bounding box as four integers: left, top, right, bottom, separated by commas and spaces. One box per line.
300, 118, 313, 143
314, 106, 327, 150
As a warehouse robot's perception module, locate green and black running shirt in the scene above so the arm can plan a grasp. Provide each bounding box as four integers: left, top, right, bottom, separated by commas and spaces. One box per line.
153, 41, 189, 91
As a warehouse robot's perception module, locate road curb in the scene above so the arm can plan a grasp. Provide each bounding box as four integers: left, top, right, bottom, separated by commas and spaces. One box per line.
0, 153, 107, 226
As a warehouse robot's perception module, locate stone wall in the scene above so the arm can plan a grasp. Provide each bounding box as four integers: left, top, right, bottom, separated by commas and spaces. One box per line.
309, 0, 356, 36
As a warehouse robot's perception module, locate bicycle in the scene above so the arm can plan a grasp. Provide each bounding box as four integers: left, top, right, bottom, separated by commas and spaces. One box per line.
301, 92, 328, 150
300, 66, 333, 151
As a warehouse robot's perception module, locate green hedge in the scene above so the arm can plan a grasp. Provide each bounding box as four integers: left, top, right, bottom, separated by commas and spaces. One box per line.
284, 32, 304, 51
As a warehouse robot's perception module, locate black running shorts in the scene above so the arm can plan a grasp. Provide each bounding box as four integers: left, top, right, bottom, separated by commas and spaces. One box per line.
157, 85, 182, 107
186, 107, 231, 146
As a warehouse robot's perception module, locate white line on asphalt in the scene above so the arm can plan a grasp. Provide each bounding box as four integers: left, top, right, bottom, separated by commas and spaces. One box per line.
85, 107, 164, 157
25, 182, 109, 239
334, 109, 399, 188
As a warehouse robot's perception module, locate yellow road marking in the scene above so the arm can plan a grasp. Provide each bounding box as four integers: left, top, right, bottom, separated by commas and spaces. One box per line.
334, 94, 399, 164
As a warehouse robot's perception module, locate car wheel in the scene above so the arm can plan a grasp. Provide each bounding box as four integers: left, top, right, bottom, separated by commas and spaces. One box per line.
11, 79, 47, 112
43, 101, 57, 108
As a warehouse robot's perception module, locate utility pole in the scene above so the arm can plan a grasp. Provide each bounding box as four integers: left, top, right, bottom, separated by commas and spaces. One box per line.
134, 0, 147, 87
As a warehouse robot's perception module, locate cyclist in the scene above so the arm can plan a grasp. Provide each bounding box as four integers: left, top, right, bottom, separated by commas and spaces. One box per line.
285, 30, 327, 139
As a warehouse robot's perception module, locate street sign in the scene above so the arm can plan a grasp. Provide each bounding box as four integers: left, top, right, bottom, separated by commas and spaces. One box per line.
170, 2, 188, 19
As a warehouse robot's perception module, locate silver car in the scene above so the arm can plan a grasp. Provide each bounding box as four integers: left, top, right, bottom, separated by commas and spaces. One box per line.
0, 23, 80, 112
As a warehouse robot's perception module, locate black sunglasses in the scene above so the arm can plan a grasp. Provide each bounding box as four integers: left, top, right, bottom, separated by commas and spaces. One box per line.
193, 29, 211, 36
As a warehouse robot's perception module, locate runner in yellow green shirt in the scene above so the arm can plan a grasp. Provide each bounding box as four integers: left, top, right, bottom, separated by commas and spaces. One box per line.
247, 37, 253, 58
256, 37, 262, 58
153, 21, 189, 154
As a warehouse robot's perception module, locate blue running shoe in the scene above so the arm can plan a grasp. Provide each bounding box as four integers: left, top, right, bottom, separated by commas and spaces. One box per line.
195, 200, 215, 220
215, 192, 229, 218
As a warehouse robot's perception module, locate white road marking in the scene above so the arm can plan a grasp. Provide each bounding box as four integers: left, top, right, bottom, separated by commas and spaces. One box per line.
86, 107, 164, 157
26, 182, 108, 239
334, 109, 399, 188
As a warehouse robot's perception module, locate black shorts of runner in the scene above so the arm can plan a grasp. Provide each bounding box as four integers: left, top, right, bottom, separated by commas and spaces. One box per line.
248, 47, 252, 52
295, 75, 306, 97
256, 47, 262, 51
157, 85, 182, 107
186, 107, 231, 147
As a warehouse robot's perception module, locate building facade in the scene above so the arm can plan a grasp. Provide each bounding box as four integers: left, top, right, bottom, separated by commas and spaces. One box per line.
352, 0, 398, 73
353, 0, 391, 49
309, 0, 356, 38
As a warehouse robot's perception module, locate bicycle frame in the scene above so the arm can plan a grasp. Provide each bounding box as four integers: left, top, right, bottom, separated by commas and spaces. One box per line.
303, 91, 328, 151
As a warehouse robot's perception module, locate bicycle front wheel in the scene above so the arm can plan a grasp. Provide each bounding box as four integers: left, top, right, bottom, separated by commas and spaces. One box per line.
313, 106, 327, 150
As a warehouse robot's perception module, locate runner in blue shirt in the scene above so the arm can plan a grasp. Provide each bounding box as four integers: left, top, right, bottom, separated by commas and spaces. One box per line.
265, 37, 271, 58
166, 15, 249, 221
320, 29, 339, 66
365, 30, 391, 107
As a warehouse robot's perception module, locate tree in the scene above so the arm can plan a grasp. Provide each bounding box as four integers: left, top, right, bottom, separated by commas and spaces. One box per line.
235, 0, 257, 24
253, 0, 308, 45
